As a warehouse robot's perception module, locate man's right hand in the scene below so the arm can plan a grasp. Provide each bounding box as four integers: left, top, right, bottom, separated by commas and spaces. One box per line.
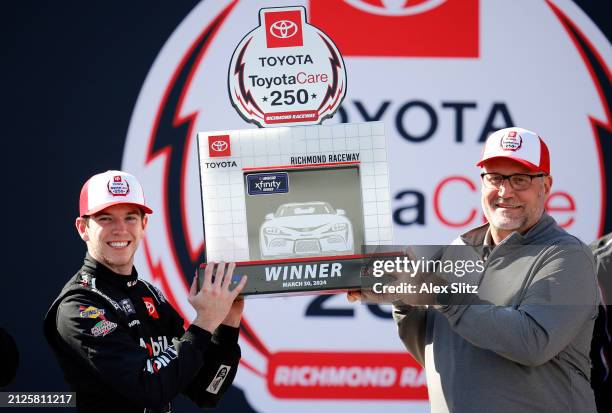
188, 262, 247, 333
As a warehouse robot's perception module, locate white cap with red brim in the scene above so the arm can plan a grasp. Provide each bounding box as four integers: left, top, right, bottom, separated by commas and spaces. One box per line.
79, 170, 153, 217
477, 127, 550, 175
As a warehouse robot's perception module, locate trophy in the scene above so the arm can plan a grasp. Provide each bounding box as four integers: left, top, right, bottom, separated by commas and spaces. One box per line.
197, 6, 393, 296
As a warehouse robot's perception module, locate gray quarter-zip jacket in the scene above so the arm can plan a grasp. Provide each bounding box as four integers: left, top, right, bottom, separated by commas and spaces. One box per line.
393, 214, 598, 413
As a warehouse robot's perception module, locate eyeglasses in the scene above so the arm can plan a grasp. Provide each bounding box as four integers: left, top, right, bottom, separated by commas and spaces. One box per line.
480, 173, 547, 191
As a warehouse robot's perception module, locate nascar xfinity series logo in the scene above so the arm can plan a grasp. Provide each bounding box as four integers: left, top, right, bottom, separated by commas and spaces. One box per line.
247, 172, 289, 195
123, 1, 610, 412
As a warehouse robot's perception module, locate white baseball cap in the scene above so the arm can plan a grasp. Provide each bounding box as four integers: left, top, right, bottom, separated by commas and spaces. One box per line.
477, 127, 550, 174
79, 170, 153, 217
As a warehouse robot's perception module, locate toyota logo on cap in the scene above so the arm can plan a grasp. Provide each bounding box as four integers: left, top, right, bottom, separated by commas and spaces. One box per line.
270, 20, 298, 39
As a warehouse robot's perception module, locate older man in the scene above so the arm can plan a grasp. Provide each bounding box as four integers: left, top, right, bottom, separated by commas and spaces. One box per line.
350, 127, 599, 412
44, 170, 247, 413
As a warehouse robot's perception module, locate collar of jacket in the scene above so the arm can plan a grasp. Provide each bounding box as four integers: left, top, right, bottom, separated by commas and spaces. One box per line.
459, 213, 556, 247
81, 253, 139, 290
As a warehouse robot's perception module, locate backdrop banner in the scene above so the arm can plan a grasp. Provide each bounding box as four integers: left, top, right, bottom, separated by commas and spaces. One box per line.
120, 1, 611, 412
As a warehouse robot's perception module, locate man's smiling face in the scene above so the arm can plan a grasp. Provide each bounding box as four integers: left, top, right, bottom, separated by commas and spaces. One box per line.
481, 158, 552, 243
76, 204, 147, 275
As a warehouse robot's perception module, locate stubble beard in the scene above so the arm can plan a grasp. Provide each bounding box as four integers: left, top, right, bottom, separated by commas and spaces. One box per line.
483, 188, 545, 234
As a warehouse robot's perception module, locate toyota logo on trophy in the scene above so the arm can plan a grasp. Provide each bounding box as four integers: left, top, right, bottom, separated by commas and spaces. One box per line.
208, 135, 231, 157
197, 6, 393, 296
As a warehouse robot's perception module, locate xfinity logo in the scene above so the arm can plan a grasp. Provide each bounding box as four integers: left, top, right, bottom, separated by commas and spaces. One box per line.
256, 180, 281, 190
270, 20, 298, 39
247, 173, 289, 195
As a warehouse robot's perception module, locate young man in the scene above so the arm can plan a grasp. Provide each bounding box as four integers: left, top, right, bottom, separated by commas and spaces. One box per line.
44, 170, 247, 413
350, 128, 599, 412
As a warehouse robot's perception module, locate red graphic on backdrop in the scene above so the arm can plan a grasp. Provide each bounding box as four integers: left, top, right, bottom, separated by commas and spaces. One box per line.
264, 10, 303, 48
264, 110, 318, 124
309, 0, 478, 57
267, 351, 428, 399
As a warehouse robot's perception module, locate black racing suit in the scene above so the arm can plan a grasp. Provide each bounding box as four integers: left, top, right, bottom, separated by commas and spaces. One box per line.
43, 254, 240, 413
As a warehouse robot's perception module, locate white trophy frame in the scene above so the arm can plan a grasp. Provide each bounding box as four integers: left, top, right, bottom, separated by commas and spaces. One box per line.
197, 122, 393, 295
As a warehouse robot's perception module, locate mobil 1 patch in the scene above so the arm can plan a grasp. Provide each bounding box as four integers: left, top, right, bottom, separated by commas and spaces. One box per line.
247, 172, 289, 195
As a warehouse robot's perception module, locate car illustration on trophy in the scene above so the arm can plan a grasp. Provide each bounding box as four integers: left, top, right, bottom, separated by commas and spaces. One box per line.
259, 201, 354, 259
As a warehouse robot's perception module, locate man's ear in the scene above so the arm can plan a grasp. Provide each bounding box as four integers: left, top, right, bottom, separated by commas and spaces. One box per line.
142, 214, 148, 230
75, 217, 90, 241
543, 175, 553, 196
